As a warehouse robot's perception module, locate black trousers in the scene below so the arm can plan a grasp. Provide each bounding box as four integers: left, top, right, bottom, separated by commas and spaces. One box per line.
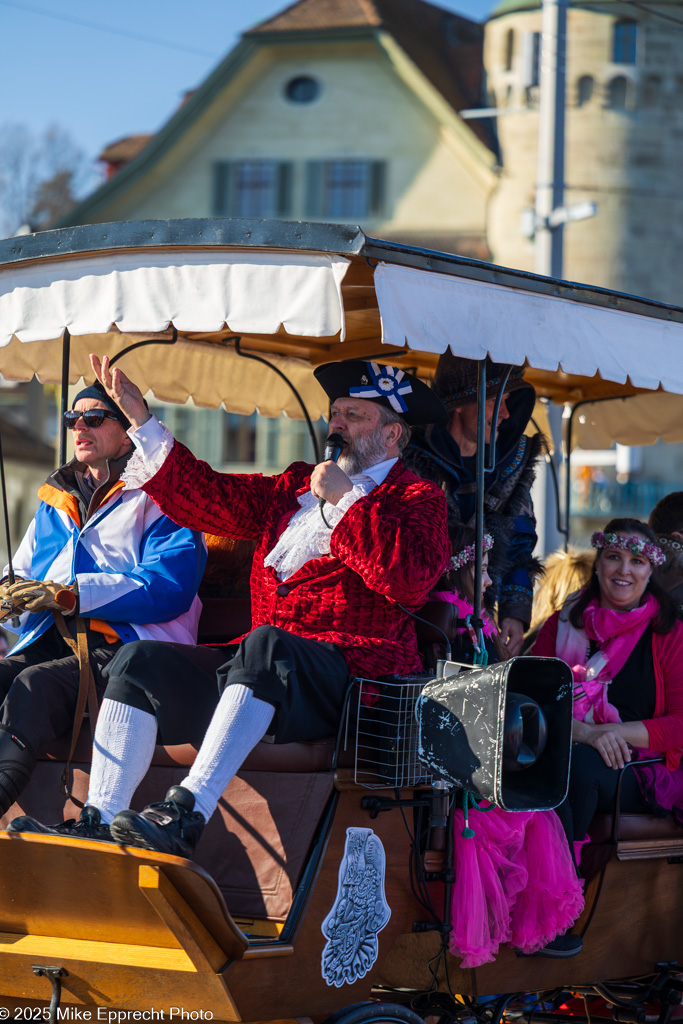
102, 624, 351, 746
0, 624, 123, 755
556, 744, 648, 847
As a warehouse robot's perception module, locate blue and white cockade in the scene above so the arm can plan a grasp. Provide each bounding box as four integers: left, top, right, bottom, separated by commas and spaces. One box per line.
321, 826, 391, 987
349, 362, 413, 415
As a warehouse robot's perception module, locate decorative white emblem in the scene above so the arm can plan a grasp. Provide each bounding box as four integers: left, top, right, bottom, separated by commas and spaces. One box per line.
321, 827, 391, 988
349, 362, 412, 414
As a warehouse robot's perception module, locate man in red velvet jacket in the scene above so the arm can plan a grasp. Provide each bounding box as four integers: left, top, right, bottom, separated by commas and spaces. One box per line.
11, 357, 450, 856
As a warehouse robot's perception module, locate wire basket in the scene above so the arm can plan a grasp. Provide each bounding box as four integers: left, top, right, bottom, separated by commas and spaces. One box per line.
354, 676, 433, 789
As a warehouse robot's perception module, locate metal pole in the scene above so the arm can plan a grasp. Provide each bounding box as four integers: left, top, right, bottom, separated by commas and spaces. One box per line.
534, 0, 568, 280
59, 328, 71, 468
0, 430, 15, 584
473, 359, 487, 652
534, 0, 568, 553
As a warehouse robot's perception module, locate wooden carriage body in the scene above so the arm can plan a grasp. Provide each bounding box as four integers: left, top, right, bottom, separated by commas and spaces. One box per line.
0, 220, 683, 1019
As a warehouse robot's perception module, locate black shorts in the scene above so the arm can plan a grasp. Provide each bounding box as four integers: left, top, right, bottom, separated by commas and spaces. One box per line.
102, 624, 350, 745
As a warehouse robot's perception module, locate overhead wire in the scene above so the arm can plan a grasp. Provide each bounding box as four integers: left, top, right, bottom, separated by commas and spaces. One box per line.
0, 0, 219, 57
620, 0, 683, 28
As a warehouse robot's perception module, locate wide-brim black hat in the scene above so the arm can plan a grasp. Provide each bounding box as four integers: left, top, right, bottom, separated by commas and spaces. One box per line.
433, 350, 533, 411
314, 360, 447, 426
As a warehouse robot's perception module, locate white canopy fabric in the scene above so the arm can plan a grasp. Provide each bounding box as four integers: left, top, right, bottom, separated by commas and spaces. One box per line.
0, 250, 350, 346
572, 392, 683, 449
0, 332, 332, 419
375, 263, 683, 395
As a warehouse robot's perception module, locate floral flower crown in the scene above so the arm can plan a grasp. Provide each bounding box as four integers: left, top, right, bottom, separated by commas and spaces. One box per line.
450, 532, 494, 570
591, 531, 665, 567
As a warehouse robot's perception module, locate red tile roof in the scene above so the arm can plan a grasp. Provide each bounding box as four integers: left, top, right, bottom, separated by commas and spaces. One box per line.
98, 134, 154, 165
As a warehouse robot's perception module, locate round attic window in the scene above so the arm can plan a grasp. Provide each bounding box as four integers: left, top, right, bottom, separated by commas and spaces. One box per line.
284, 75, 321, 103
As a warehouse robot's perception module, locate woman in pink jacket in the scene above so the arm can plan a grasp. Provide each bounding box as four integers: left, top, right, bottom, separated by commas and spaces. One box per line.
532, 518, 683, 849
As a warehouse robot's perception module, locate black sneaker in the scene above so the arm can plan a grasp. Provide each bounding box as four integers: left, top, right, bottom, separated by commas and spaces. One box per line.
110, 785, 205, 858
516, 934, 583, 959
6, 805, 113, 843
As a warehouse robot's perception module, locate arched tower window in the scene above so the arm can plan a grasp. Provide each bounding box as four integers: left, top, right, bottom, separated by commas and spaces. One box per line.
504, 28, 515, 71
642, 75, 662, 107
577, 75, 594, 107
613, 19, 637, 65
606, 76, 631, 110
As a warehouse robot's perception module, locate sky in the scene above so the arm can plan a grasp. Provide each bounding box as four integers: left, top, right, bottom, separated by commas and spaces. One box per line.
2, 0, 497, 186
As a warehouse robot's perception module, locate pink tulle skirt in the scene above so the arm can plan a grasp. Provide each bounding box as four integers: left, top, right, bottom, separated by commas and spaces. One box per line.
449, 805, 585, 968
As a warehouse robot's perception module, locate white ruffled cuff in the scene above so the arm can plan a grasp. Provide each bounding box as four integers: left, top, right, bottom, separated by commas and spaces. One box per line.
122, 416, 175, 489
333, 485, 367, 517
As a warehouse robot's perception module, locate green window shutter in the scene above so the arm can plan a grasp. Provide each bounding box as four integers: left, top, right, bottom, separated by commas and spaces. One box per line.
212, 161, 232, 216
369, 161, 386, 218
304, 161, 324, 218
276, 162, 294, 217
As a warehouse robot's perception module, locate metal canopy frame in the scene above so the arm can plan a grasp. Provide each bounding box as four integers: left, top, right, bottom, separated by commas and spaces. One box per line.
2, 218, 683, 327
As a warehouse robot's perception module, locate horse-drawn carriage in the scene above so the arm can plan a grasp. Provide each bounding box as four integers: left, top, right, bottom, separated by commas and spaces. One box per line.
0, 219, 682, 1024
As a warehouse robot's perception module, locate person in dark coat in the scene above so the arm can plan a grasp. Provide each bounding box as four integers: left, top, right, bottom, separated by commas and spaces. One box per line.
649, 491, 683, 615
402, 350, 544, 655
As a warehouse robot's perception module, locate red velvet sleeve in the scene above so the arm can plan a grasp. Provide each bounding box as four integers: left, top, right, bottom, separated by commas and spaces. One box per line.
528, 610, 560, 657
643, 624, 683, 762
329, 478, 450, 607
141, 439, 282, 539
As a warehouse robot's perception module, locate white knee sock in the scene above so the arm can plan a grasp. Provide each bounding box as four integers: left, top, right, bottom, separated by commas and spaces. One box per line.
87, 698, 157, 823
181, 684, 274, 823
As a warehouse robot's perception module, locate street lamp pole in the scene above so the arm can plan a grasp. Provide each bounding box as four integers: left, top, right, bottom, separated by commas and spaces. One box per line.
533, 0, 568, 553
534, 0, 568, 279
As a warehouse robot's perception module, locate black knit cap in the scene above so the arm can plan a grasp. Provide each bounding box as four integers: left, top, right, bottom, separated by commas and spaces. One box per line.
72, 381, 131, 430
314, 360, 448, 426
432, 350, 533, 412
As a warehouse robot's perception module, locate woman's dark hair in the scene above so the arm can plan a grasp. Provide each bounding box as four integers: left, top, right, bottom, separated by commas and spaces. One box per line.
434, 525, 477, 603
433, 524, 509, 660
569, 517, 677, 633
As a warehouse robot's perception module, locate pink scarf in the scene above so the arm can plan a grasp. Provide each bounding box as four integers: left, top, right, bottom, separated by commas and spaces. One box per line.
430, 591, 497, 639
555, 592, 659, 724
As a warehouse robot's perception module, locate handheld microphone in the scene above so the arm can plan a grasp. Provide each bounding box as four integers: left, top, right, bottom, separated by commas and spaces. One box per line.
319, 432, 345, 510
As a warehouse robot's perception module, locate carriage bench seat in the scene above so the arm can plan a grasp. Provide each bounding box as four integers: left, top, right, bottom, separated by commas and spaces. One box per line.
1, 726, 349, 923
38, 730, 341, 773
588, 812, 683, 860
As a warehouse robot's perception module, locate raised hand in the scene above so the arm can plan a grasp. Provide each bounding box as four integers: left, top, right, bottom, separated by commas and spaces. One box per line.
90, 353, 151, 430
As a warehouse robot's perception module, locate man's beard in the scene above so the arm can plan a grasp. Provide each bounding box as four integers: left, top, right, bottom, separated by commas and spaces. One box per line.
337, 426, 389, 476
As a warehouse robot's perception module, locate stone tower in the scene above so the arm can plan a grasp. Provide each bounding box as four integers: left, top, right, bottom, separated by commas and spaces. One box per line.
484, 0, 683, 304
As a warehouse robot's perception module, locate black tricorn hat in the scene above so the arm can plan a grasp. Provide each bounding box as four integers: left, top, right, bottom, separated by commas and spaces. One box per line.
432, 350, 533, 412
314, 360, 447, 426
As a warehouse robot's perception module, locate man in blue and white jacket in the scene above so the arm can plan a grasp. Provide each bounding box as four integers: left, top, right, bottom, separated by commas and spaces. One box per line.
0, 381, 207, 817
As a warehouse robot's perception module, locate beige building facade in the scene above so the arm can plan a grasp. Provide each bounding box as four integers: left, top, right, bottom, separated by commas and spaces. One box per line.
68, 0, 497, 261
485, 0, 683, 305
60, 0, 499, 473
484, 0, 683, 531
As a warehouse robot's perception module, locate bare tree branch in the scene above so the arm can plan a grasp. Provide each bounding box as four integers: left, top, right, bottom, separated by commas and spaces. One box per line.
0, 123, 93, 236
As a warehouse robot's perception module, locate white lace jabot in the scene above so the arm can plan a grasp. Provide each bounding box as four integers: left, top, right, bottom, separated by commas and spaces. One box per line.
263, 457, 397, 582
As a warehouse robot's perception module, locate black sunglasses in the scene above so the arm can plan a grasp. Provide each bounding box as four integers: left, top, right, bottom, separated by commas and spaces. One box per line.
63, 409, 121, 429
